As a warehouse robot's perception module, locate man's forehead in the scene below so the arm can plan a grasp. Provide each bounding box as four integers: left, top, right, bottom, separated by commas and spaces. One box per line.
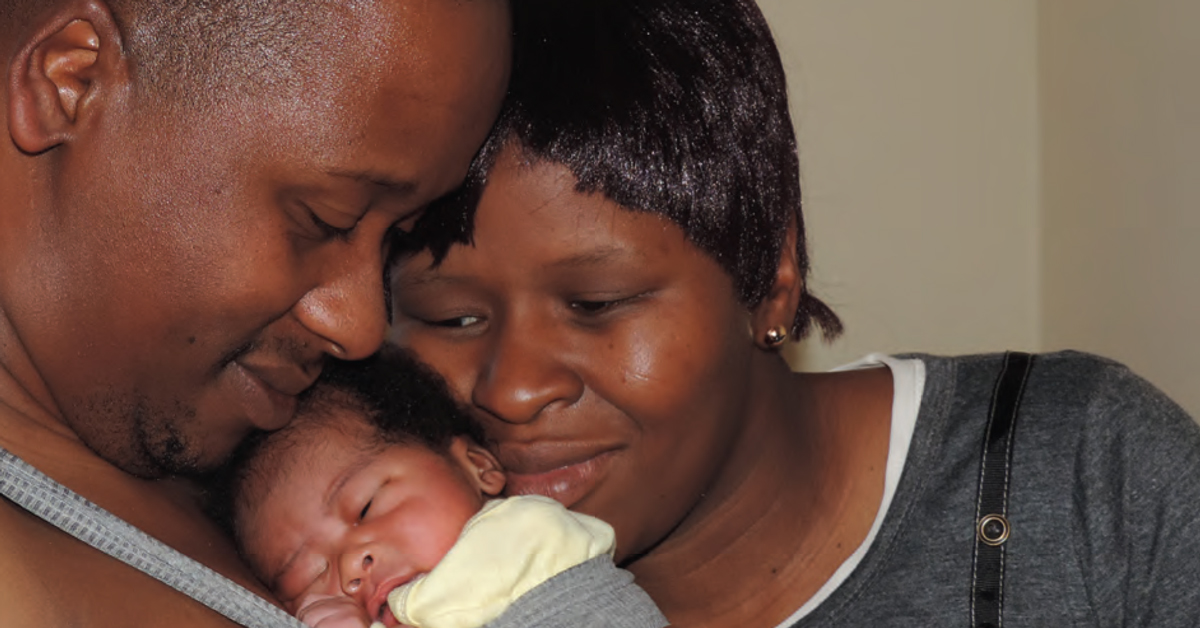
297, 0, 510, 204
168, 0, 504, 210
120, 0, 505, 117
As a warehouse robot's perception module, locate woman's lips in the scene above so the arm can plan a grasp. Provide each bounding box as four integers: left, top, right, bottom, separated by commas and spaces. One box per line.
501, 449, 617, 508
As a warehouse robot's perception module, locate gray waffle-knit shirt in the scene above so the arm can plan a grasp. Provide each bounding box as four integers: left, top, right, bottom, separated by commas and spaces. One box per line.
791, 351, 1200, 627
0, 455, 666, 628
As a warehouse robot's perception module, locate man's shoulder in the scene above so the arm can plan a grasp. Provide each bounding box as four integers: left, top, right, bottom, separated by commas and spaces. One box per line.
0, 499, 65, 623
0, 498, 249, 627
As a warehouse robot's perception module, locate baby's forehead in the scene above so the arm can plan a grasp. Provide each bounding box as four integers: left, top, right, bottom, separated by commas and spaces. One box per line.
237, 409, 376, 504
270, 407, 377, 467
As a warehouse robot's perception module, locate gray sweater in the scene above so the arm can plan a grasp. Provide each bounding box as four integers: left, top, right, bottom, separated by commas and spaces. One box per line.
0, 446, 667, 628
794, 351, 1200, 627
7, 351, 1188, 627
488, 556, 667, 628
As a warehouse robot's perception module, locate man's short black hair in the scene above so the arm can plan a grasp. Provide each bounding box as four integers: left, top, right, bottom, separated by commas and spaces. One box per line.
1, 0, 331, 107
404, 0, 842, 341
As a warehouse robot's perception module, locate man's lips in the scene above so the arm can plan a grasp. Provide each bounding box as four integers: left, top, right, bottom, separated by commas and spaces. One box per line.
228, 361, 315, 431
500, 447, 618, 508
239, 358, 320, 397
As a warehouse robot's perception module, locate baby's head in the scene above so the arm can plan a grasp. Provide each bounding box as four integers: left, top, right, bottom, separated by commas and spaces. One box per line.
229, 348, 505, 626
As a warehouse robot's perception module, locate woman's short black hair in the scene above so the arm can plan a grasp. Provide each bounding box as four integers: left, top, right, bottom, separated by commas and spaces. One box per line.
403, 0, 842, 341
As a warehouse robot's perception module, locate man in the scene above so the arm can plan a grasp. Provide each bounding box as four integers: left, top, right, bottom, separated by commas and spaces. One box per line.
0, 0, 509, 625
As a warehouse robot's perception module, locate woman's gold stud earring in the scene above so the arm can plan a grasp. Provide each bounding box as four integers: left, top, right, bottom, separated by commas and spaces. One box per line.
764, 325, 789, 348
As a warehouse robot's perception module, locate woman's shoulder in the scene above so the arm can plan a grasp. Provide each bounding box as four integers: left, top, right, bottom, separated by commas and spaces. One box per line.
917, 350, 1200, 563
898, 350, 1195, 476
888, 351, 1200, 623
911, 349, 1192, 432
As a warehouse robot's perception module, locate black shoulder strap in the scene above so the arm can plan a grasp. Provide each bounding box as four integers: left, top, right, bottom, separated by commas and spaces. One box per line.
970, 351, 1034, 628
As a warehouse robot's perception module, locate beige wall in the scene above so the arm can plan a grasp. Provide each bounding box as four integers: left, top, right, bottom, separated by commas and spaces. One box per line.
757, 1, 1042, 370
759, 1, 1199, 418
1040, 0, 1200, 416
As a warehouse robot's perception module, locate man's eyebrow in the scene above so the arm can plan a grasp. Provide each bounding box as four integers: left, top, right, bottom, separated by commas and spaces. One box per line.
332, 170, 417, 196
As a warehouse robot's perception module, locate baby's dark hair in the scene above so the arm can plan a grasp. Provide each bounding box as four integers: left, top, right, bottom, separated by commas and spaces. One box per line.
213, 346, 482, 535
294, 346, 484, 450
401, 0, 842, 341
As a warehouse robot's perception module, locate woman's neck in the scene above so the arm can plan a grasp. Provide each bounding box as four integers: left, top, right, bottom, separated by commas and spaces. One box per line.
628, 364, 894, 628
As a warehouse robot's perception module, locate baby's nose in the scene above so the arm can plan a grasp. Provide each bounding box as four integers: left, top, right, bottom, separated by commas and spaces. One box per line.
340, 549, 376, 596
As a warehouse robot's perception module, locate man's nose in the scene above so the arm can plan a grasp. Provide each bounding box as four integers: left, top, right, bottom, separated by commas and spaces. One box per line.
293, 241, 389, 361
471, 321, 584, 425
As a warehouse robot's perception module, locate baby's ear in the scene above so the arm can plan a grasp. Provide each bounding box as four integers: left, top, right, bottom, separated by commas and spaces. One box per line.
449, 437, 507, 497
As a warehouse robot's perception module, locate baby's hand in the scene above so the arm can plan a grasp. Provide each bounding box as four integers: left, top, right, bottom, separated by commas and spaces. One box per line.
295, 595, 373, 628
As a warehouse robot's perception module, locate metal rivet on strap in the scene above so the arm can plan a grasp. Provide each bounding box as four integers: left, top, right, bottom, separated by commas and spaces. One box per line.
977, 514, 1011, 546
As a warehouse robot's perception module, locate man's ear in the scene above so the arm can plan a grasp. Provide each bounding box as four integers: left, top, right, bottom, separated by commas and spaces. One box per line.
750, 214, 804, 350
7, 0, 125, 155
448, 437, 507, 497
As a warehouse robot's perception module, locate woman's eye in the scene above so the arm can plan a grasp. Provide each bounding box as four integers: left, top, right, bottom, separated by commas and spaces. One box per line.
572, 300, 612, 314
358, 499, 373, 521
570, 299, 623, 315
429, 315, 483, 328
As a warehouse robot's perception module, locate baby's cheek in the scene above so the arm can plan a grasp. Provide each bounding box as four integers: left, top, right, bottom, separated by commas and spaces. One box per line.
404, 493, 481, 568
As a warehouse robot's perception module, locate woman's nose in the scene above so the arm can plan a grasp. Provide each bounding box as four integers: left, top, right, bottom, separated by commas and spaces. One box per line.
471, 324, 583, 425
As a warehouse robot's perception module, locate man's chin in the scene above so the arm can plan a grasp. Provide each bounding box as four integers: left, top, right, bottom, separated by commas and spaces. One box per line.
117, 442, 206, 480
64, 390, 238, 479
131, 419, 209, 478
73, 441, 201, 481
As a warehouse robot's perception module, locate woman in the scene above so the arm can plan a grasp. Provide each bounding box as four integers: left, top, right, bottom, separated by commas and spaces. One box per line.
389, 1, 1200, 626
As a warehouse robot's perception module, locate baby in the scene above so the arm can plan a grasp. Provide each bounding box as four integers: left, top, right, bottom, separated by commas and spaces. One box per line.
225, 348, 666, 628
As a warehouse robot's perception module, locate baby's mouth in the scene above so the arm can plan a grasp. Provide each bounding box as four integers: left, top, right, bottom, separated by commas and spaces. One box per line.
377, 603, 400, 627
370, 575, 418, 628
